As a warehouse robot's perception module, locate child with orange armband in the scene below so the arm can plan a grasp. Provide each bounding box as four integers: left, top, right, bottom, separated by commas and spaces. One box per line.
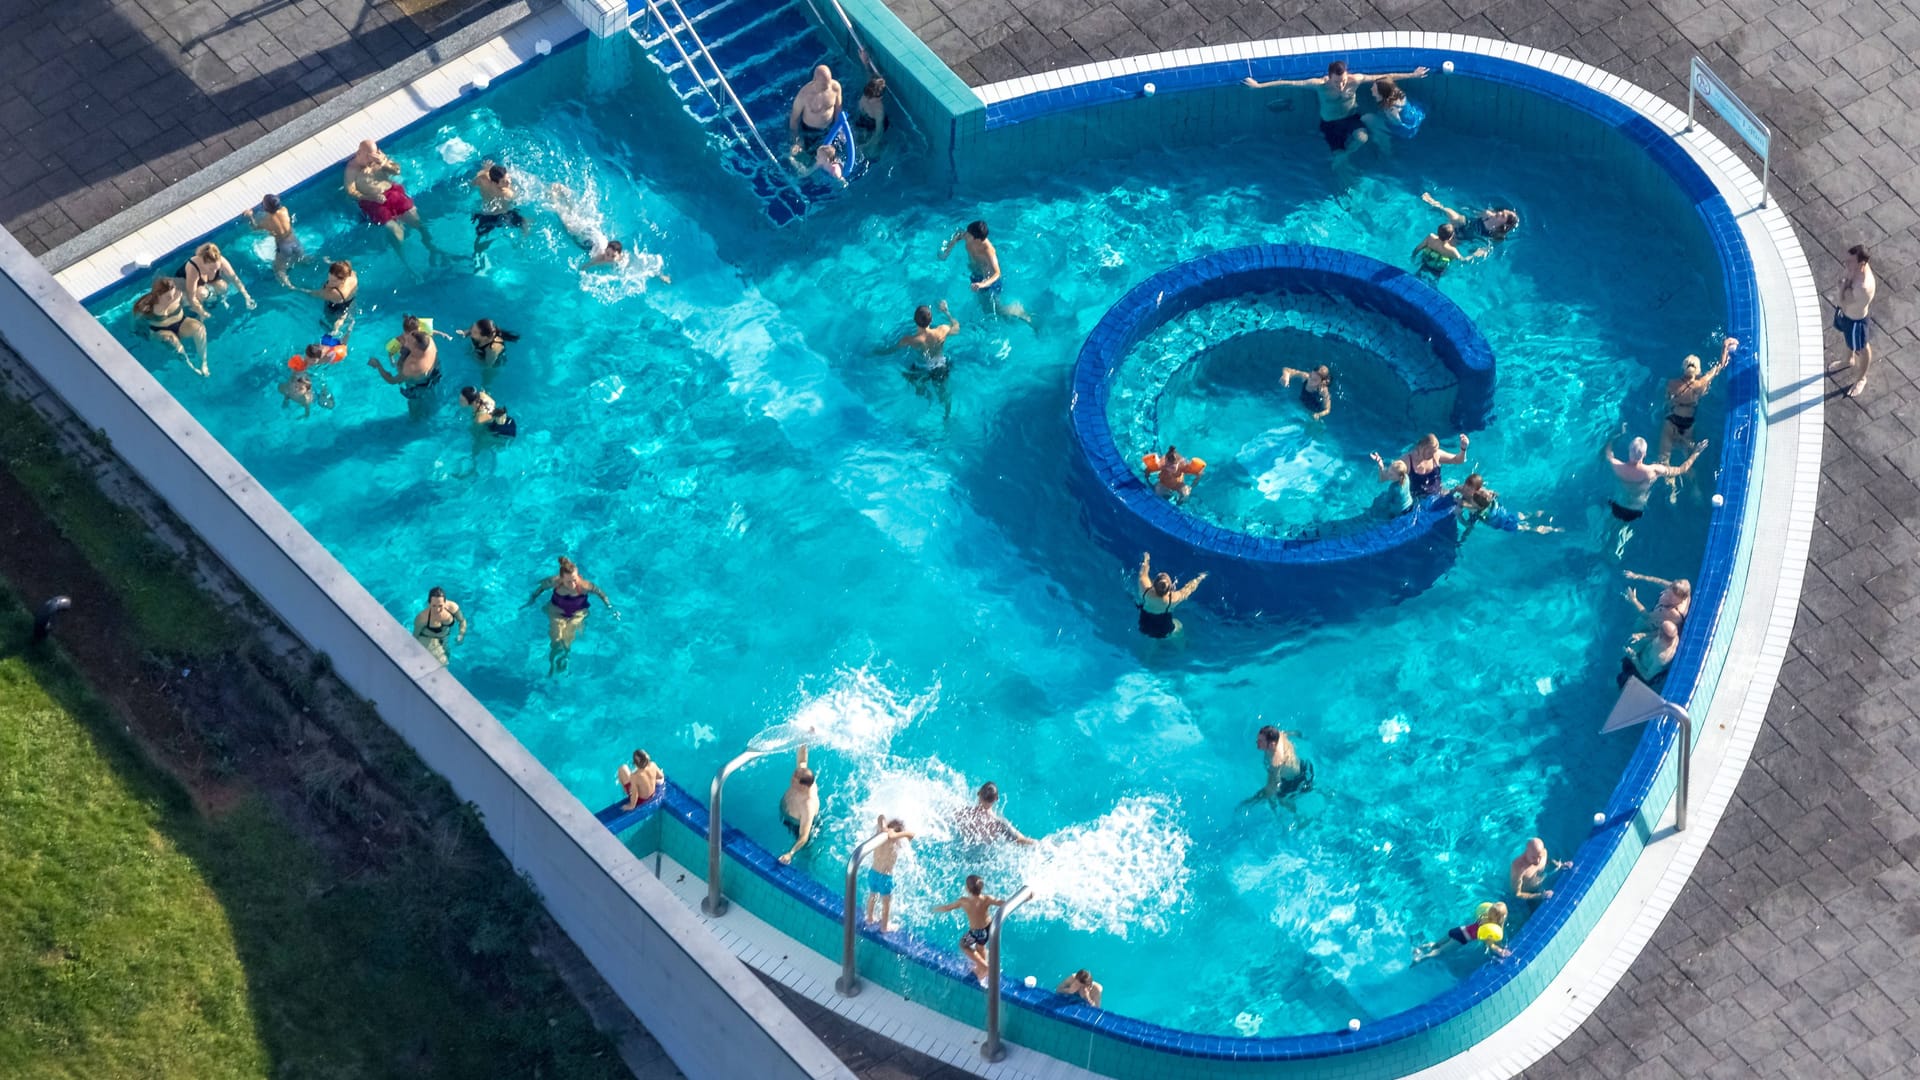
1142, 445, 1206, 502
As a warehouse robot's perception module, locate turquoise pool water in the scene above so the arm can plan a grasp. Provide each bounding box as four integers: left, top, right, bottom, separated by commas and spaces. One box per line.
85, 44, 1730, 1036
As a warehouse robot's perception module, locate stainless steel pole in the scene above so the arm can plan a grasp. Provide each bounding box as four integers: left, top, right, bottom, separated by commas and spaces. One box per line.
703, 749, 763, 916
1672, 704, 1692, 832
980, 885, 1036, 1063
836, 831, 890, 995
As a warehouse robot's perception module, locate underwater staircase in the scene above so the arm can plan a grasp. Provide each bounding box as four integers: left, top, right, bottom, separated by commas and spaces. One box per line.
627, 0, 867, 226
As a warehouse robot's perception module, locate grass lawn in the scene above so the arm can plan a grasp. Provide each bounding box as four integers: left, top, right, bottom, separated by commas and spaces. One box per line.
0, 592, 626, 1080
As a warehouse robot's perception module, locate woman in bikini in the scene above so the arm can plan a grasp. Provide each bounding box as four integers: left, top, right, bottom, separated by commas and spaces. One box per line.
411, 586, 468, 666
179, 242, 255, 317
522, 556, 617, 675
1396, 433, 1469, 500
462, 318, 521, 386
1660, 336, 1736, 502
301, 260, 358, 334
1135, 552, 1206, 640
130, 278, 210, 375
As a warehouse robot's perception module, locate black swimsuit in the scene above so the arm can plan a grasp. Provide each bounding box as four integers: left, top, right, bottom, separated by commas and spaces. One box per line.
1137, 592, 1176, 639
1408, 460, 1445, 497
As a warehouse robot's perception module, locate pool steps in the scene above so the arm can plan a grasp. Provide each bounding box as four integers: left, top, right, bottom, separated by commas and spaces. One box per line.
626, 0, 850, 225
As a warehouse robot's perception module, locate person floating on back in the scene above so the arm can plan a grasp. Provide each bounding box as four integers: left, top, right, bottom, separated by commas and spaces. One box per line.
1413, 900, 1510, 962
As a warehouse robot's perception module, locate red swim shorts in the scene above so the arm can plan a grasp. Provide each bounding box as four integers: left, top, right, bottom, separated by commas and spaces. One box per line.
358, 183, 415, 226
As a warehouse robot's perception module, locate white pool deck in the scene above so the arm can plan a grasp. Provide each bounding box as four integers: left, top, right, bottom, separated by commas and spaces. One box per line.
37, 17, 1821, 1080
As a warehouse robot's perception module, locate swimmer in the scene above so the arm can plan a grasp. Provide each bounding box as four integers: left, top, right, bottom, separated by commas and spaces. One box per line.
482, 406, 517, 442
1412, 223, 1486, 280
1136, 552, 1206, 640
367, 330, 442, 416
1413, 901, 1511, 962
854, 76, 888, 152
1280, 364, 1332, 419
587, 239, 626, 267
1420, 192, 1520, 242
1509, 838, 1572, 903
462, 318, 521, 386
130, 278, 209, 375
546, 182, 667, 280
1151, 444, 1201, 501
1055, 970, 1103, 1008
777, 744, 820, 865
1623, 570, 1690, 632
344, 138, 441, 258
1601, 424, 1709, 552
863, 815, 916, 931
955, 781, 1038, 846
1661, 337, 1735, 502
244, 193, 304, 286
1360, 77, 1418, 153
1450, 474, 1561, 537
279, 371, 319, 418
787, 64, 843, 155
933, 875, 1005, 983
1243, 725, 1314, 807
178, 242, 255, 316
301, 260, 359, 334
1243, 59, 1429, 163
471, 160, 529, 259
802, 142, 848, 185
1368, 455, 1413, 517
938, 220, 1033, 325
521, 555, 617, 676
1619, 617, 1681, 688
457, 385, 496, 424
411, 586, 467, 666
1395, 433, 1468, 500
617, 749, 665, 810
1830, 245, 1876, 397
883, 300, 961, 417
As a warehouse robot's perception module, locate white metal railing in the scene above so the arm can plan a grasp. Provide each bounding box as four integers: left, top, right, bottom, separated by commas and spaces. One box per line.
979, 884, 1036, 1063
635, 0, 794, 183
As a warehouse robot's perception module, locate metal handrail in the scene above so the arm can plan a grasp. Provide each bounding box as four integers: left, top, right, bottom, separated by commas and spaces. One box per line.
835, 830, 891, 995
980, 884, 1036, 1063
702, 748, 767, 916
651, 0, 793, 180
800, 0, 875, 76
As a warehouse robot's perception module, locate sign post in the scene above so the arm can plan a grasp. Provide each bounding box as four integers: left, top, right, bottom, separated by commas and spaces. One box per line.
1687, 56, 1771, 206
1602, 676, 1692, 833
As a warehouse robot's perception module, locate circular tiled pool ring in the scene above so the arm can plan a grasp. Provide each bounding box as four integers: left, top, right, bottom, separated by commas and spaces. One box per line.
1069, 244, 1499, 617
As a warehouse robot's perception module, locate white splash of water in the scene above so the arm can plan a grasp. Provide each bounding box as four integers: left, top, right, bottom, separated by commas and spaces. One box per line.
1378, 715, 1410, 743
1023, 796, 1192, 938
439, 135, 477, 164
1233, 1012, 1264, 1036
786, 666, 938, 760
1536, 676, 1554, 695
689, 723, 716, 748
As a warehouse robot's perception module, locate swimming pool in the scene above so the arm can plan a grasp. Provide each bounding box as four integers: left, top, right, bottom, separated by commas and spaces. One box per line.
81, 40, 1732, 1039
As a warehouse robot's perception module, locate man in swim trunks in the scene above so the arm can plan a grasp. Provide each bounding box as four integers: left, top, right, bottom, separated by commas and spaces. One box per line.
1830, 244, 1876, 398
1601, 424, 1709, 552
885, 300, 962, 416
863, 815, 916, 931
245, 193, 304, 286
1243, 60, 1429, 163
367, 329, 443, 417
1619, 617, 1680, 688
787, 64, 843, 155
1660, 336, 1735, 501
777, 744, 820, 865
1244, 725, 1313, 807
932, 874, 1005, 983
344, 139, 440, 257
471, 161, 529, 260
1280, 364, 1332, 419
954, 781, 1038, 846
1509, 837, 1571, 903
938, 219, 1033, 324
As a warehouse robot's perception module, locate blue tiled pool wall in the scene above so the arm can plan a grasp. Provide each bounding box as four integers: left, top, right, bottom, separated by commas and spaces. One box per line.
568, 51, 1764, 1079
1066, 245, 1494, 619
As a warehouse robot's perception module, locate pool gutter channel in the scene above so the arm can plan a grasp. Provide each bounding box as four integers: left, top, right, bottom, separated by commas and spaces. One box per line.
14, 14, 1819, 1080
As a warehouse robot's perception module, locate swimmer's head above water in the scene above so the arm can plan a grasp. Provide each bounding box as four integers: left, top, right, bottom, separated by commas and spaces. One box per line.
966, 220, 989, 241
914, 305, 934, 327
1627, 436, 1648, 464
965, 874, 985, 896
977, 780, 1000, 806
487, 163, 507, 184
1372, 77, 1405, 105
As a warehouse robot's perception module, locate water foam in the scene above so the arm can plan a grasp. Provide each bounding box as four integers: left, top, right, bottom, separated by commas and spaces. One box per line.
1025, 796, 1192, 937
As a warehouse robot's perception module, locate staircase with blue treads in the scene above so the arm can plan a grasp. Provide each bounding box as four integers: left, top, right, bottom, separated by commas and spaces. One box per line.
628, 0, 854, 226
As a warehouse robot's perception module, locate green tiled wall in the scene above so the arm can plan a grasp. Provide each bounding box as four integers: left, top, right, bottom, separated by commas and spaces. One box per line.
831, 0, 982, 173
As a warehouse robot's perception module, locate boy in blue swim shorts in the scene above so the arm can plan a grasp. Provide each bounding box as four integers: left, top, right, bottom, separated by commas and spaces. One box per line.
863, 815, 915, 931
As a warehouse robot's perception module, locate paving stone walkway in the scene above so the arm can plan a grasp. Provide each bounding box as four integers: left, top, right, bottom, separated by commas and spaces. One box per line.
0, 0, 523, 254
885, 0, 1920, 1076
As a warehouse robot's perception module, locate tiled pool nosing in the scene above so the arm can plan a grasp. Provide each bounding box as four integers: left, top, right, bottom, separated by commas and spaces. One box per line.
43, 0, 567, 280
